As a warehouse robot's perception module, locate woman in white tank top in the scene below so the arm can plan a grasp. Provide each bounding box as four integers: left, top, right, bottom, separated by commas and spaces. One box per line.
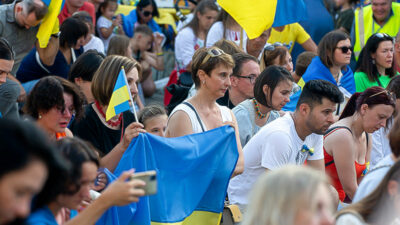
166, 46, 244, 176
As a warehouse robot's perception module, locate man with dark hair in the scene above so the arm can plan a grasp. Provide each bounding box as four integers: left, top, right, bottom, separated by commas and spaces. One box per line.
217, 53, 260, 109
0, 38, 19, 119
0, 0, 59, 105
228, 79, 343, 209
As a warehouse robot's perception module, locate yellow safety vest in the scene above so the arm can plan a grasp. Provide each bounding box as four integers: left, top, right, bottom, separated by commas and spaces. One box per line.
354, 2, 400, 60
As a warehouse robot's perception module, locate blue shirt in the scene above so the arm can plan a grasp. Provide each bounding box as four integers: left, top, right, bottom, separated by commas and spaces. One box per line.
27, 206, 78, 225
16, 47, 82, 83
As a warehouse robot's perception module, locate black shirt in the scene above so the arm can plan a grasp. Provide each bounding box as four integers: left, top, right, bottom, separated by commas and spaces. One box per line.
71, 104, 135, 155
217, 90, 235, 109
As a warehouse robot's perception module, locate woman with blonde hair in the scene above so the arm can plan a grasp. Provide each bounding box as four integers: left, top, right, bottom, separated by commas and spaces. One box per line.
166, 46, 244, 176
71, 55, 145, 171
242, 165, 334, 225
107, 35, 133, 58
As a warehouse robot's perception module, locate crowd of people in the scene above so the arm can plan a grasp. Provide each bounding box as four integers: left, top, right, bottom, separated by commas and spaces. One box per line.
1, 0, 400, 224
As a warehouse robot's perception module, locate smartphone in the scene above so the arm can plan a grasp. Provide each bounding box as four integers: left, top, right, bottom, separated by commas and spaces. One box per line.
130, 170, 157, 196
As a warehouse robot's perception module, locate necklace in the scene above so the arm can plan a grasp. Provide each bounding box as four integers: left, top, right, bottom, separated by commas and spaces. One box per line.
94, 101, 122, 127
252, 99, 269, 119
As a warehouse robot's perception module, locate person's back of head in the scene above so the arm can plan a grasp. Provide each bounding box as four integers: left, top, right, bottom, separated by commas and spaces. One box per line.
213, 39, 244, 55
295, 51, 317, 78
69, 50, 105, 83
107, 35, 131, 56
71, 11, 94, 32
133, 24, 153, 38
296, 79, 344, 110
242, 165, 333, 225
0, 38, 14, 61
0, 119, 68, 221
60, 17, 89, 48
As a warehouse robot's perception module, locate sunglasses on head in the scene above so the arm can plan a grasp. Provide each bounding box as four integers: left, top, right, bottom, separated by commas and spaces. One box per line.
200, 48, 226, 66
368, 90, 396, 101
336, 45, 353, 54
373, 33, 390, 39
264, 42, 286, 51
142, 10, 152, 17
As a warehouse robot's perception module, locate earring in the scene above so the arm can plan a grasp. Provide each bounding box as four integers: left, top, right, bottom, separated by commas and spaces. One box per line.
38, 114, 42, 119
202, 80, 205, 85
372, 59, 375, 64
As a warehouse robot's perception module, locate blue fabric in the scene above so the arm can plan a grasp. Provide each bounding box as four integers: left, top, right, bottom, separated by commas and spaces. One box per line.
283, 56, 355, 111
272, 0, 307, 27
16, 48, 83, 83
96, 126, 238, 224
121, 10, 162, 38
27, 206, 77, 225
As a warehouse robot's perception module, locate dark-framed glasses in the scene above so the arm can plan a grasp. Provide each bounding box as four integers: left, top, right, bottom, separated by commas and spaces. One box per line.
234, 74, 257, 84
336, 46, 353, 54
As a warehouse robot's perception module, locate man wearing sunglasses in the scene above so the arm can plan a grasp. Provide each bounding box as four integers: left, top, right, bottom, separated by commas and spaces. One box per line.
217, 53, 260, 109
353, 0, 400, 59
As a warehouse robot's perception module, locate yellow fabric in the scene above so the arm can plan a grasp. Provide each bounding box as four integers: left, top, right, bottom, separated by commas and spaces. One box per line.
267, 23, 310, 53
116, 6, 191, 33
217, 0, 278, 39
297, 77, 305, 89
151, 211, 222, 225
354, 2, 400, 60
36, 0, 62, 48
105, 85, 130, 121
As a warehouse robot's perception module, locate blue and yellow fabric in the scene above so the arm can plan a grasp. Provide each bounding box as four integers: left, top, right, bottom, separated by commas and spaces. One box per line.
354, 2, 400, 59
217, 0, 306, 39
36, 0, 64, 48
282, 56, 355, 111
96, 126, 239, 225
106, 68, 131, 121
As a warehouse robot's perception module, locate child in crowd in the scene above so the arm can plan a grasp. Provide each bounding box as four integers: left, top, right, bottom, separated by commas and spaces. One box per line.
293, 51, 317, 83
138, 104, 168, 137
72, 11, 105, 54
97, 0, 124, 51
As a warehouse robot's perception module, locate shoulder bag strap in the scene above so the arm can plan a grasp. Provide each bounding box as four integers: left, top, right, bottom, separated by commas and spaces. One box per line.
183, 102, 205, 132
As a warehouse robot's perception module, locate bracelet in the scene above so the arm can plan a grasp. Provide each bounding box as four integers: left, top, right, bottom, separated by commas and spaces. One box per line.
156, 52, 164, 56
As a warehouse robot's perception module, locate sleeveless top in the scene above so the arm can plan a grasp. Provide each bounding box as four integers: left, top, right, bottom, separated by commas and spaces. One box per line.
324, 126, 368, 202
169, 101, 232, 133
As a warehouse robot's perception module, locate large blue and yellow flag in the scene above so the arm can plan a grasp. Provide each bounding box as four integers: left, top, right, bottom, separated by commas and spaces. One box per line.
217, 0, 306, 39
96, 126, 239, 225
106, 68, 132, 121
36, 0, 64, 48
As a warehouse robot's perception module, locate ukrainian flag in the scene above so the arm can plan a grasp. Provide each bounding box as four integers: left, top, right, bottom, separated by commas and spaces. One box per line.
217, 0, 306, 39
96, 126, 239, 225
37, 0, 64, 48
106, 68, 132, 121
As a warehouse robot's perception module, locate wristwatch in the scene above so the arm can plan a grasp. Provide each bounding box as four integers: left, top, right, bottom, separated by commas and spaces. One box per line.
51, 31, 61, 38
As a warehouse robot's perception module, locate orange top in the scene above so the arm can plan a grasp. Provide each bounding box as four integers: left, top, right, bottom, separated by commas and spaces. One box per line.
56, 132, 67, 140
324, 127, 367, 202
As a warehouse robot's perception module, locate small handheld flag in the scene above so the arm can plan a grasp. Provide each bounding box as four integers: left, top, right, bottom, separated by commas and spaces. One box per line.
106, 67, 138, 121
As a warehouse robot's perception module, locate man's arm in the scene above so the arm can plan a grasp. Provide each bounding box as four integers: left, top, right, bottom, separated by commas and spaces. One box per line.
35, 35, 59, 66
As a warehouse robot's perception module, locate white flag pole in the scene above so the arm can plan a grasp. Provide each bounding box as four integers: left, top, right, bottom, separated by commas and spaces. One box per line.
121, 66, 138, 122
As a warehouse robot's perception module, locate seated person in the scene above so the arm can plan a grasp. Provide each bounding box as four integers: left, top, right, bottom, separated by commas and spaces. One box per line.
228, 80, 343, 210
17, 18, 87, 86
292, 51, 317, 83
72, 11, 105, 54
129, 25, 164, 97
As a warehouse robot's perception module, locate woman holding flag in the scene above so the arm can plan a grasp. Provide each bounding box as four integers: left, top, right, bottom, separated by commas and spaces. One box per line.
166, 46, 244, 176
71, 55, 145, 172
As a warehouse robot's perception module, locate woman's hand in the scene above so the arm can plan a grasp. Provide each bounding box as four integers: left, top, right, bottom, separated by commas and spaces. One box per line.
100, 170, 146, 206
121, 122, 146, 150
93, 172, 108, 192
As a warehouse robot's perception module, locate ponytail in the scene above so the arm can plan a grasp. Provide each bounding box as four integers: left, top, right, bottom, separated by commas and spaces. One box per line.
339, 92, 361, 120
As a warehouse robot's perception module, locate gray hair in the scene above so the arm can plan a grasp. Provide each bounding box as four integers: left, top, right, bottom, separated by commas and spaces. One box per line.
22, 0, 48, 20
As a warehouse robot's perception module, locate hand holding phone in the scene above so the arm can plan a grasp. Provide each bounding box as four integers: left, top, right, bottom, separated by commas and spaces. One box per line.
130, 170, 157, 196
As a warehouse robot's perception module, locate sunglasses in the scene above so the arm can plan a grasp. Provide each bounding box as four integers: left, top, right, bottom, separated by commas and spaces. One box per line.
200, 48, 226, 66
336, 45, 353, 53
264, 42, 286, 51
142, 10, 153, 17
373, 33, 390, 39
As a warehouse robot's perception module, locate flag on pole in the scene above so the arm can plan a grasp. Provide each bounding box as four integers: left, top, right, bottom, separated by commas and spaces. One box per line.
217, 0, 306, 39
106, 67, 132, 121
36, 0, 64, 48
95, 126, 239, 225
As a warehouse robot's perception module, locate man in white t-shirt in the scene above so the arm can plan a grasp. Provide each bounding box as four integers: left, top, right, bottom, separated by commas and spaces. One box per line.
228, 79, 344, 209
